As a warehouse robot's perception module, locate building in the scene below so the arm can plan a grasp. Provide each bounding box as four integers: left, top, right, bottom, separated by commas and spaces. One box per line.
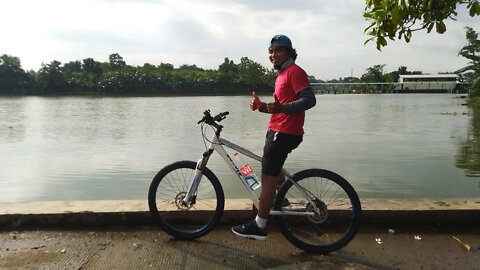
395, 74, 462, 93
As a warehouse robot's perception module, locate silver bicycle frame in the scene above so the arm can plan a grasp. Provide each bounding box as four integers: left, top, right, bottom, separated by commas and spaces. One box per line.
183, 131, 318, 217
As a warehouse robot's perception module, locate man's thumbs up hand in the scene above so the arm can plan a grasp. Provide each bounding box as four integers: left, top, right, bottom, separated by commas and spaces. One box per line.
250, 91, 261, 111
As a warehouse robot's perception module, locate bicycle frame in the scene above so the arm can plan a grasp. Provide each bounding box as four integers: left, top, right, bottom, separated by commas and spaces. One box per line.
183, 130, 318, 217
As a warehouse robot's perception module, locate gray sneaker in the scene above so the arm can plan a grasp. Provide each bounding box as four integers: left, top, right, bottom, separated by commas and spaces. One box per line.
231, 220, 267, 240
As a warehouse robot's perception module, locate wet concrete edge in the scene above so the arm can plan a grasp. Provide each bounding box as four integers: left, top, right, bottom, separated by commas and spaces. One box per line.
0, 199, 479, 228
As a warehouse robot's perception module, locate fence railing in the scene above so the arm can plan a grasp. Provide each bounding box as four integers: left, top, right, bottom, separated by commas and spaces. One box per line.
310, 82, 469, 94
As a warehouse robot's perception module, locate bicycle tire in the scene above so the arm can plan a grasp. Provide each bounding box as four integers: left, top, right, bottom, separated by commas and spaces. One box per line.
148, 160, 225, 239
274, 169, 361, 253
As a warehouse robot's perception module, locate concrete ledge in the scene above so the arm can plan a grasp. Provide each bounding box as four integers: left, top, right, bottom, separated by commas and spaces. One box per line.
360, 198, 480, 226
0, 199, 479, 228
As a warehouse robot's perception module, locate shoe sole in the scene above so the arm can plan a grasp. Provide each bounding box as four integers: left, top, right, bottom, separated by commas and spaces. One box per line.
231, 228, 267, 241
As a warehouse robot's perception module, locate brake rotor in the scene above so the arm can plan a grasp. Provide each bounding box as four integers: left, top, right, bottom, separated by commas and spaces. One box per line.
307, 199, 328, 224
174, 192, 194, 210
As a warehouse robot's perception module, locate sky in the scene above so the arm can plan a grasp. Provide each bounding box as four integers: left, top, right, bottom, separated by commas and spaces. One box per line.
1, 0, 479, 81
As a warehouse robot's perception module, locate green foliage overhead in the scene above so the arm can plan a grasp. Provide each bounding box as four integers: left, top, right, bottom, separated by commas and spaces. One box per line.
363, 0, 480, 50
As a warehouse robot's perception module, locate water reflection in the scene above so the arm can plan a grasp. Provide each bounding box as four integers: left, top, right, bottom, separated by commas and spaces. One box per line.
456, 107, 480, 177
0, 98, 26, 142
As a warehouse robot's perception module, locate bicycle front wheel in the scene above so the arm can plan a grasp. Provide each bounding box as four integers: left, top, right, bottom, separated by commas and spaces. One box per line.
148, 160, 225, 239
274, 169, 361, 253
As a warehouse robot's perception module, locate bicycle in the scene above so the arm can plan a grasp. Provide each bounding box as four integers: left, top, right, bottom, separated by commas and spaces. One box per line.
148, 110, 362, 253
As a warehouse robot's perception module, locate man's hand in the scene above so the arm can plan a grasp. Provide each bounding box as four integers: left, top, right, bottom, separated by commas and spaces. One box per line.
267, 94, 282, 113
250, 92, 261, 111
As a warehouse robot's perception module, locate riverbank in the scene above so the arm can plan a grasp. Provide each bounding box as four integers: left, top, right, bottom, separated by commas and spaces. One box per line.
1, 199, 479, 228
1, 218, 479, 269
1, 199, 479, 269
467, 95, 480, 107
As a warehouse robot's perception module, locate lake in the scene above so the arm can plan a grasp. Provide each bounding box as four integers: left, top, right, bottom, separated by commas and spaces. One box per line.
1, 94, 479, 202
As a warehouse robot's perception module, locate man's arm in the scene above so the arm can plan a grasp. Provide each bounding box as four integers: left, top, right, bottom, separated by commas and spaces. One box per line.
258, 102, 269, 113
280, 87, 316, 114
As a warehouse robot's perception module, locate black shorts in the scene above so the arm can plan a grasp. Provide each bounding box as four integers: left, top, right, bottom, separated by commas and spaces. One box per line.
262, 130, 303, 176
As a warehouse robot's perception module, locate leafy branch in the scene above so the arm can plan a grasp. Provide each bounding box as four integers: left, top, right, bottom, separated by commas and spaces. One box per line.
363, 0, 480, 50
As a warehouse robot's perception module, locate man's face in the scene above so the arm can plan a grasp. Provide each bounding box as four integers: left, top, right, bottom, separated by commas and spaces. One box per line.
268, 47, 289, 67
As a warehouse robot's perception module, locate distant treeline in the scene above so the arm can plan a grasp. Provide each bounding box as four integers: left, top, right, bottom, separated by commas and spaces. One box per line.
0, 53, 302, 95
3, 53, 466, 96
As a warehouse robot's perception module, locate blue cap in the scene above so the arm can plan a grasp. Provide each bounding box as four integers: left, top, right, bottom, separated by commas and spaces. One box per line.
269, 34, 293, 50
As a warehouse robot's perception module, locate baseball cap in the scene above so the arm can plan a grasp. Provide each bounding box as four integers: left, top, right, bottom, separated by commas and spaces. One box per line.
269, 34, 293, 50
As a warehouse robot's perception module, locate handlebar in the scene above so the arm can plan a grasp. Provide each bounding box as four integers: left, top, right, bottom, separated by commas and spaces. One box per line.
197, 109, 229, 126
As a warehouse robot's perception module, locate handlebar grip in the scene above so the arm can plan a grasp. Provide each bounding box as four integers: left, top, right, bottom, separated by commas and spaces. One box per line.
198, 110, 229, 124
218, 111, 229, 118
214, 111, 229, 122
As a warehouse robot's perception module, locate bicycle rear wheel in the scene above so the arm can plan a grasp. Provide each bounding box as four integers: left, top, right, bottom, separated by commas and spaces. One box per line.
274, 169, 361, 253
148, 160, 225, 239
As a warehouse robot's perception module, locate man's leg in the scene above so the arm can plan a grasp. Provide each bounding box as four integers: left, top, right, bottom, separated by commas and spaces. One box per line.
232, 131, 300, 240
257, 172, 284, 219
231, 174, 282, 240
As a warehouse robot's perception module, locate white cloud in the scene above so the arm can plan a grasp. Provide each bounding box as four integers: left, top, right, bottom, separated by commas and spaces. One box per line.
1, 0, 479, 80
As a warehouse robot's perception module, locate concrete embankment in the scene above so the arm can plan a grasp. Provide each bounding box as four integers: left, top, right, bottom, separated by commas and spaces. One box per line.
0, 199, 479, 228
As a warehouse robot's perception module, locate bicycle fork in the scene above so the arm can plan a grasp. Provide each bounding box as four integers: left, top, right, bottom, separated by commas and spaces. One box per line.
182, 149, 213, 206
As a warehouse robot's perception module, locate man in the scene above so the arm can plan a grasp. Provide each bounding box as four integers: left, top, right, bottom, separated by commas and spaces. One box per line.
232, 34, 316, 240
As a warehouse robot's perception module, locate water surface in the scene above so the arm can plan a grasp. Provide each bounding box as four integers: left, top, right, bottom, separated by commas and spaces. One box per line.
0, 94, 478, 202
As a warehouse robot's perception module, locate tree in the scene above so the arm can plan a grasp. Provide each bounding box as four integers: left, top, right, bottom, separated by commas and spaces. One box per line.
0, 54, 32, 93
158, 63, 174, 71
217, 57, 239, 88
397, 65, 409, 75
218, 57, 237, 73
383, 65, 423, 83
178, 64, 202, 71
62, 60, 82, 74
308, 75, 325, 83
108, 53, 126, 70
361, 64, 386, 83
62, 60, 83, 91
36, 60, 67, 93
341, 77, 360, 83
363, 0, 480, 50
82, 58, 102, 74
457, 27, 480, 95
237, 57, 267, 89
